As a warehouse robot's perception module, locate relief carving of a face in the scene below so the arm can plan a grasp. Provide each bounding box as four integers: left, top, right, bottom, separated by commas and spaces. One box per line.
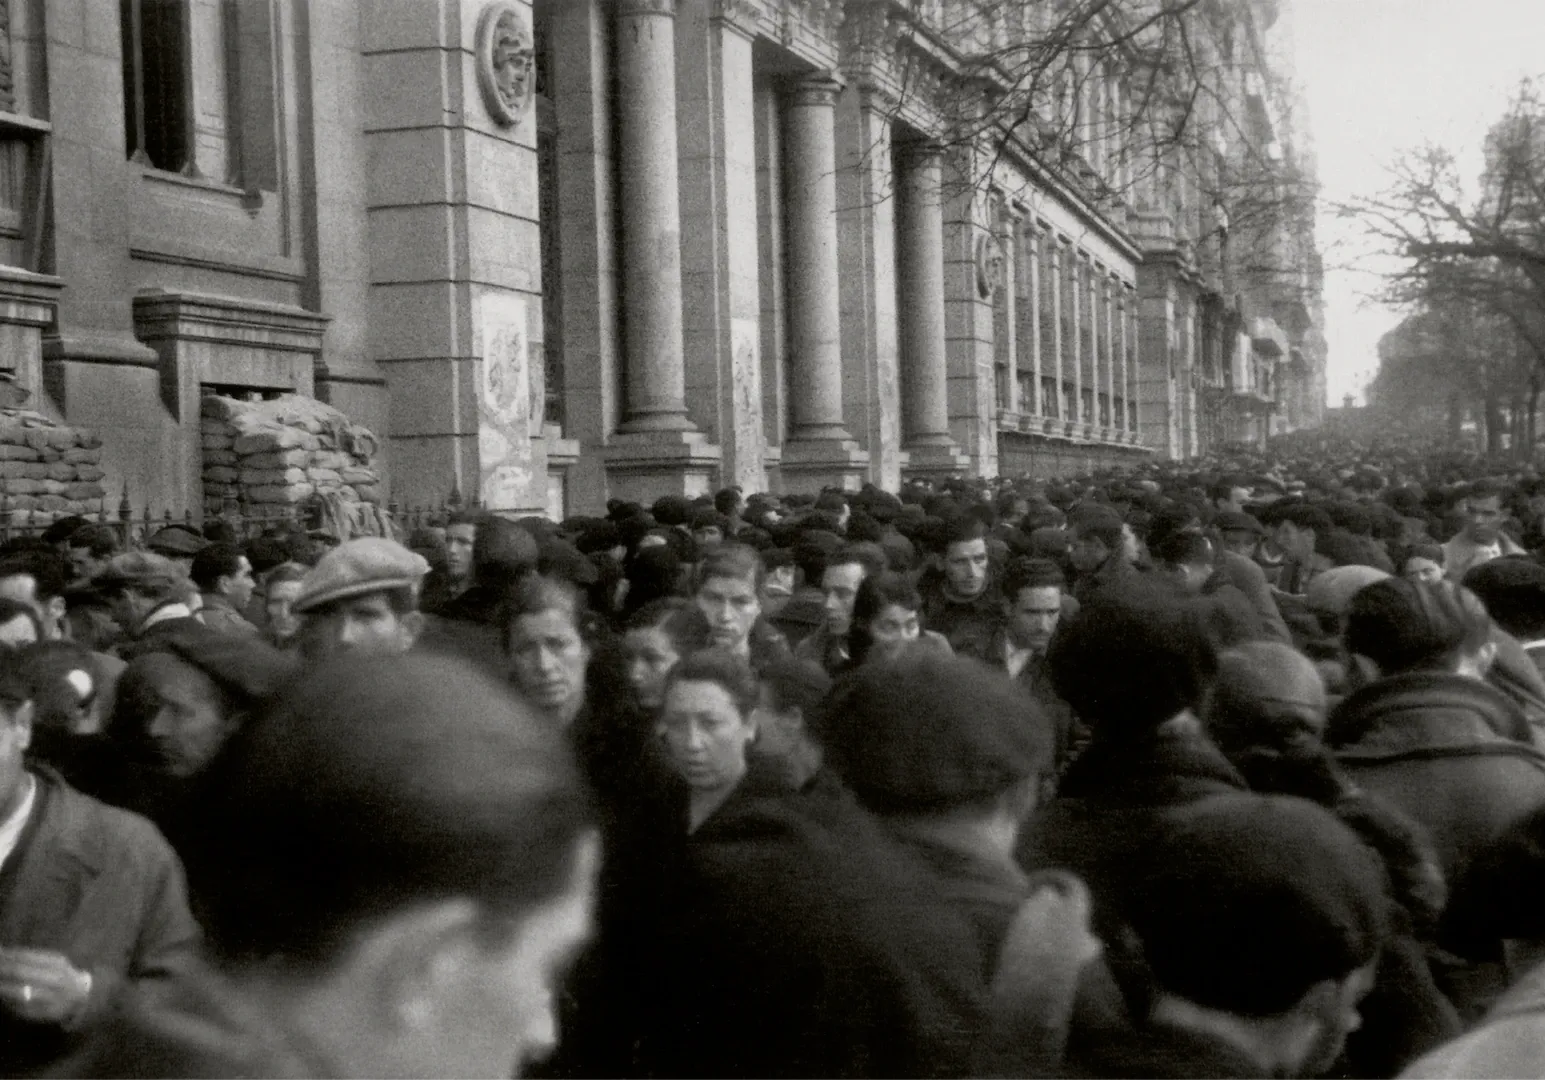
976, 233, 1005, 298
478, 4, 534, 126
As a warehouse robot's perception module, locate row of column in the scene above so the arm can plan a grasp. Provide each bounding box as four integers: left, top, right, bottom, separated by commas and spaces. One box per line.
998, 217, 1136, 440
612, 0, 957, 468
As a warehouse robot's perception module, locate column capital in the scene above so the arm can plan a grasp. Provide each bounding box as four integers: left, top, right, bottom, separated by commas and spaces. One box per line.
787, 73, 844, 107
615, 0, 675, 18
710, 0, 762, 36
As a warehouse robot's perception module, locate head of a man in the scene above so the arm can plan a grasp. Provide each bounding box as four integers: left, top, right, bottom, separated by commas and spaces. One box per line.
293, 539, 429, 662
67, 525, 121, 583
821, 545, 884, 637
1129, 794, 1387, 1079
444, 512, 481, 585
694, 546, 764, 654
1004, 557, 1065, 655
1209, 476, 1252, 515
942, 517, 991, 600
1068, 508, 1124, 574
147, 526, 208, 576
0, 550, 71, 639
94, 552, 186, 634
1268, 504, 1331, 564
1463, 482, 1507, 546
191, 543, 256, 610
814, 491, 851, 533
1155, 530, 1216, 597
0, 646, 33, 818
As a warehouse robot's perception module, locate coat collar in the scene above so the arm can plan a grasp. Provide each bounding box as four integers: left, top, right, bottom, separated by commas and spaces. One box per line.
1329, 671, 1536, 754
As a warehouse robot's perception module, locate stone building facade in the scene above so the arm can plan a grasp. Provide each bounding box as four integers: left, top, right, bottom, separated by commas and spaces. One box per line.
0, 0, 1324, 520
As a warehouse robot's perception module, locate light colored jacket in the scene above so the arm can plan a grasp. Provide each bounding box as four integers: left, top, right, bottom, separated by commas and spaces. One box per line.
1401, 958, 1545, 1078
1443, 530, 1526, 583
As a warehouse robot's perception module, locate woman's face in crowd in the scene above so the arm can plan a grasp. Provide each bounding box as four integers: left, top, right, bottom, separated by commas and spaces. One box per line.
659, 678, 754, 792
695, 573, 761, 652
508, 609, 591, 717
866, 602, 920, 659
623, 625, 680, 711
266, 580, 304, 641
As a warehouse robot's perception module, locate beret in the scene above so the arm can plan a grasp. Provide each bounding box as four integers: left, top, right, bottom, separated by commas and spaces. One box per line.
147, 526, 209, 557
821, 653, 1048, 813
93, 551, 185, 591
293, 538, 430, 614
1214, 510, 1265, 536
1307, 565, 1389, 619
1131, 793, 1389, 1017
1214, 641, 1327, 716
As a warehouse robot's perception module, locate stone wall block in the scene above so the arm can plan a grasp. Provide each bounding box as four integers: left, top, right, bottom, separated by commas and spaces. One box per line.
204, 465, 239, 484
62, 448, 102, 465
76, 465, 105, 482
37, 495, 70, 512
233, 428, 321, 455
201, 433, 234, 451
307, 468, 342, 484
203, 450, 238, 467
240, 466, 309, 486
65, 482, 106, 500
45, 462, 75, 481
0, 445, 40, 461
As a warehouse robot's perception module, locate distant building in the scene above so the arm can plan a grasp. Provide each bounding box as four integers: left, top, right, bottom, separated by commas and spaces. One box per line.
0, 0, 1326, 519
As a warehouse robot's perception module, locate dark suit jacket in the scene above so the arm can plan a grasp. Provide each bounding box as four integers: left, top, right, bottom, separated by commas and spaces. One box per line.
1, 769, 200, 1076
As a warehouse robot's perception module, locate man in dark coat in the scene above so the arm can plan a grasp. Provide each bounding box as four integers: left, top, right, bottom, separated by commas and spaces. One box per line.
1331, 577, 1545, 888
0, 644, 200, 1076
918, 516, 1004, 662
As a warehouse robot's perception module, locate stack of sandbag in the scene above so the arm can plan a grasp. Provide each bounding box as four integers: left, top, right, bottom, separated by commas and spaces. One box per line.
0, 409, 107, 525
201, 394, 385, 523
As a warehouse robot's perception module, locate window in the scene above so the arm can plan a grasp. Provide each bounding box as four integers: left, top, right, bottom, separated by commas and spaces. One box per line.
122, 0, 278, 189
534, 0, 563, 430
122, 0, 191, 172
1041, 376, 1059, 418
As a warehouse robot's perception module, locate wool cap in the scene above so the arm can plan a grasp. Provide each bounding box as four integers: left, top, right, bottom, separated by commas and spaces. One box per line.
147, 525, 209, 557
1214, 641, 1327, 716
292, 537, 429, 614
93, 551, 185, 593
821, 652, 1049, 813
1214, 510, 1265, 536
1131, 792, 1390, 1017
1307, 565, 1390, 619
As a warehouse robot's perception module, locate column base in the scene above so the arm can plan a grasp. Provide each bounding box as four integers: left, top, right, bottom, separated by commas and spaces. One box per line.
780, 437, 870, 493
602, 429, 722, 504
902, 440, 971, 480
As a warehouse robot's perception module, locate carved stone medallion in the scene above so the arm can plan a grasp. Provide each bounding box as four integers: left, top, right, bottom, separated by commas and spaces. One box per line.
976, 233, 1005, 298
476, 2, 534, 128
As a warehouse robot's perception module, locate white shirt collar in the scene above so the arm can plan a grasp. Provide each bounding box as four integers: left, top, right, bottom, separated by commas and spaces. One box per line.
0, 772, 37, 873
141, 602, 193, 630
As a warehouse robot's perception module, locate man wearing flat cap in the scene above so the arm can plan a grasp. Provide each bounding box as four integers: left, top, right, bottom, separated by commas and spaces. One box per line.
292, 537, 430, 663
92, 552, 200, 652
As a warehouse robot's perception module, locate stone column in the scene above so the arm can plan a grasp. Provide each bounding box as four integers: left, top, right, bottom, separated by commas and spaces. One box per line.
1047, 237, 1065, 429
780, 73, 866, 489
1125, 282, 1139, 440
1088, 261, 1102, 435
1104, 272, 1118, 437
676, 0, 764, 491
1022, 221, 1042, 418
1066, 244, 1083, 437
896, 141, 966, 474
601, 0, 719, 501
616, 0, 692, 433
998, 205, 1020, 417
836, 85, 907, 489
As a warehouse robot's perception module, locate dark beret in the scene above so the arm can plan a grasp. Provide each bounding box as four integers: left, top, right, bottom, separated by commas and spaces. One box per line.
821, 653, 1049, 813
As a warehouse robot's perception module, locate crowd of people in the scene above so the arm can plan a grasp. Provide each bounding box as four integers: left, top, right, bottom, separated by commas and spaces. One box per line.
10, 430, 1545, 1076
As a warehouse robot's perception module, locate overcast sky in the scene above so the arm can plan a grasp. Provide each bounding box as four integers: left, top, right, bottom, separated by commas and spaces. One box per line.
1292, 0, 1545, 405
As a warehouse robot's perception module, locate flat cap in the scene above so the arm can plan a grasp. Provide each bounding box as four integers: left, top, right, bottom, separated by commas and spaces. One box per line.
293, 537, 430, 614
147, 525, 209, 557
1307, 565, 1389, 619
93, 550, 184, 592
1214, 510, 1266, 536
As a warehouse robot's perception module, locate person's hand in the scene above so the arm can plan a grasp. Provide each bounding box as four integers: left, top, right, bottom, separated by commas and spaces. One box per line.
0, 948, 93, 1026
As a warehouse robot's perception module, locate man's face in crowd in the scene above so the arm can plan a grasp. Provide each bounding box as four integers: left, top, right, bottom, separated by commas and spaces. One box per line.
69, 546, 104, 582
821, 561, 866, 636
1217, 486, 1251, 512
1219, 529, 1258, 558
445, 523, 477, 582
1011, 585, 1062, 653
221, 556, 256, 610
693, 525, 724, 550
867, 602, 920, 659
1466, 494, 1504, 545
300, 592, 422, 661
1403, 556, 1444, 585
696, 573, 761, 652
0, 693, 32, 812
761, 564, 795, 617
1272, 520, 1312, 562
145, 657, 236, 778
659, 678, 754, 792
0, 574, 62, 640
945, 538, 990, 598
1068, 529, 1110, 573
